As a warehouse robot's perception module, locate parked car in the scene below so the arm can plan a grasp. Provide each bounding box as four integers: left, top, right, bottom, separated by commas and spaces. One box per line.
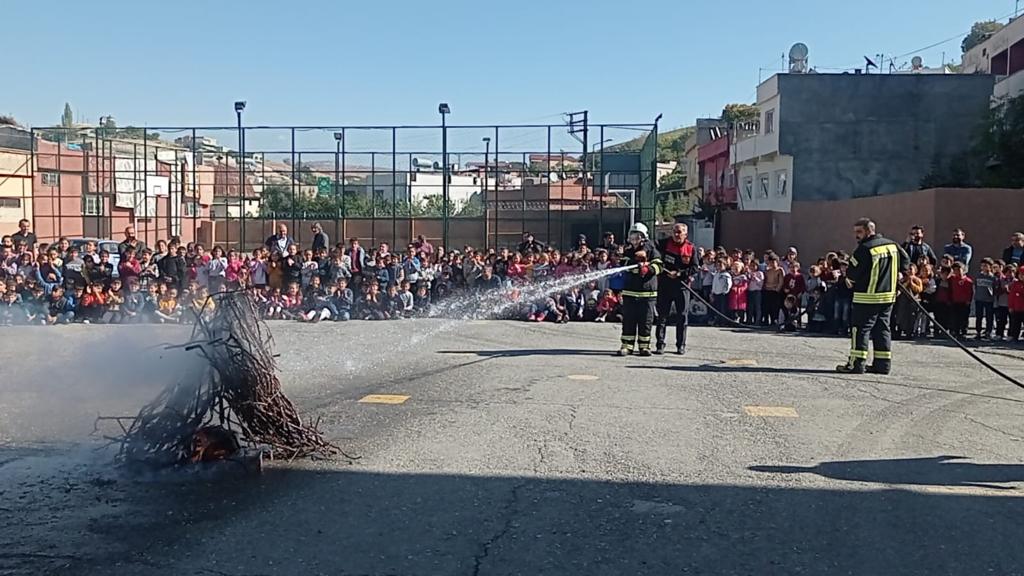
67, 237, 121, 276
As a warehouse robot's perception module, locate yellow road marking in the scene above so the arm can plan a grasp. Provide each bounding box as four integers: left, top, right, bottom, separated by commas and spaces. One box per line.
744, 405, 799, 418
358, 394, 410, 405
724, 359, 758, 366
567, 374, 600, 381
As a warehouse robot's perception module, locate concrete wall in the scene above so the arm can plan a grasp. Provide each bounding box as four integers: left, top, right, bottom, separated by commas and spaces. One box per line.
0, 149, 33, 234
777, 74, 995, 202
736, 155, 792, 212
720, 187, 1023, 266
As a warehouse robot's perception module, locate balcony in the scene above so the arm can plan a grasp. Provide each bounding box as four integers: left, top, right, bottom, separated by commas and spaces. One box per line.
993, 70, 1024, 102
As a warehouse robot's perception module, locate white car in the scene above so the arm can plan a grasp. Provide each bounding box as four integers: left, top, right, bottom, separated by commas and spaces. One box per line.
67, 237, 122, 276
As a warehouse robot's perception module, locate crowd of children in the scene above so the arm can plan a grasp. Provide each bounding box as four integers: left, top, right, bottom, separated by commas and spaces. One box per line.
2, 226, 1022, 344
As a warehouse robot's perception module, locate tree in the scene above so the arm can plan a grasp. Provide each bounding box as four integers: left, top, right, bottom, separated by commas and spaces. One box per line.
0, 115, 18, 127
61, 103, 73, 127
721, 103, 759, 126
962, 20, 1004, 54
978, 94, 1024, 187
658, 169, 686, 191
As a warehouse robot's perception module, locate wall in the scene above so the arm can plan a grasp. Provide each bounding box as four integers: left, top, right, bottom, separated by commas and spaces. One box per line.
208, 208, 634, 252
778, 74, 995, 202
719, 187, 1023, 266
736, 155, 793, 212
0, 149, 33, 234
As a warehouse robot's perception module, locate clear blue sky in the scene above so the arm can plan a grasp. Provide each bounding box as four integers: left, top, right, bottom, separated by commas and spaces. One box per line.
2, 0, 1017, 135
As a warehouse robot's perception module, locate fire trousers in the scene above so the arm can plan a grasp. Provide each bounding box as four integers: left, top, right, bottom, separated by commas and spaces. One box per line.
621, 296, 656, 352
848, 302, 893, 370
656, 279, 690, 349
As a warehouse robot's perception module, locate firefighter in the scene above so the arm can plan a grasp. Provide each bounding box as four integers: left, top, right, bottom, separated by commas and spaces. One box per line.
655, 222, 702, 355
837, 217, 910, 375
618, 223, 662, 356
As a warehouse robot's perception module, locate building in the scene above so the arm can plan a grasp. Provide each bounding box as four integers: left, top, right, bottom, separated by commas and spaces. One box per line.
698, 133, 736, 208
0, 126, 34, 234
681, 119, 729, 210
962, 15, 1024, 102
732, 72, 995, 212
359, 170, 484, 205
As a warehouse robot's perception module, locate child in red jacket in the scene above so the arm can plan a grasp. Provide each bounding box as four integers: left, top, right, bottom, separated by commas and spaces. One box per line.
949, 262, 974, 337
1008, 266, 1024, 342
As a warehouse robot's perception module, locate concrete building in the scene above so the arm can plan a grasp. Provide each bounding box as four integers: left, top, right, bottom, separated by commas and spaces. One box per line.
698, 133, 736, 207
359, 170, 484, 205
732, 72, 994, 212
0, 126, 34, 234
962, 15, 1024, 102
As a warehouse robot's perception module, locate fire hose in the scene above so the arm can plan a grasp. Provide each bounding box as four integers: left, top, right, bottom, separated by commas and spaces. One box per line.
674, 278, 1024, 389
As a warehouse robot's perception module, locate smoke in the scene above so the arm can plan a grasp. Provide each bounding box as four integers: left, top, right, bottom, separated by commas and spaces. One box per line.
0, 324, 206, 447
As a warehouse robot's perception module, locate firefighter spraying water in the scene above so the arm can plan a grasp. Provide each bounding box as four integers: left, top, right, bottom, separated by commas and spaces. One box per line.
617, 223, 663, 356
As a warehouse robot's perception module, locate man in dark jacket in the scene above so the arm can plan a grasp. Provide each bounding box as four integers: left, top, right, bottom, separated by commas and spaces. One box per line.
159, 246, 189, 291
1003, 232, 1024, 266
310, 223, 330, 253
655, 223, 702, 355
837, 218, 910, 375
901, 225, 937, 266
517, 232, 545, 255
265, 224, 297, 256
618, 223, 662, 357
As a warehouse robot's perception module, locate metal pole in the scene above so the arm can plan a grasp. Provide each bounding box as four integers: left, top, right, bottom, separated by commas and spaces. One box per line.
191, 128, 197, 243
371, 151, 376, 247
29, 128, 35, 234
237, 109, 245, 251
493, 126, 499, 249
520, 152, 526, 239
483, 137, 490, 250
335, 137, 341, 248
441, 113, 448, 249
290, 128, 296, 236
581, 111, 588, 204
546, 126, 551, 246
392, 127, 397, 248
599, 126, 605, 235
559, 150, 565, 250
340, 128, 346, 228
57, 132, 63, 240
94, 128, 100, 237
143, 130, 149, 246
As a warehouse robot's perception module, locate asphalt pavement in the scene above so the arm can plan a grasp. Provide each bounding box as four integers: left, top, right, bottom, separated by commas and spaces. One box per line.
2, 320, 1024, 576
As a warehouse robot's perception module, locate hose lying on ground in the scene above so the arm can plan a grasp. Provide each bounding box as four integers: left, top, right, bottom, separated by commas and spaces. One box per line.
673, 279, 1024, 390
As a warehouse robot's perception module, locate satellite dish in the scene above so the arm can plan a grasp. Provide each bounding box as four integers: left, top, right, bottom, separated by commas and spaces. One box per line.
911, 56, 923, 70
789, 43, 809, 73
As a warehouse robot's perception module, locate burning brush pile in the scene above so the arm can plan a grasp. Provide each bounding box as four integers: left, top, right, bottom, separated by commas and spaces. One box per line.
100, 292, 338, 469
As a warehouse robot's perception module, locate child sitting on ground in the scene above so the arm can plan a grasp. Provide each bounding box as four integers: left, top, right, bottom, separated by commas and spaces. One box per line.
265, 287, 285, 319
282, 283, 303, 320
780, 294, 800, 332
595, 289, 621, 322
155, 287, 182, 323
413, 284, 431, 317
332, 279, 353, 321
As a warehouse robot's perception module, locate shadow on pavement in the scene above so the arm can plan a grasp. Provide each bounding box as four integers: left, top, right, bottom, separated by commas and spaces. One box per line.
627, 363, 838, 375
36, 466, 1024, 575
750, 455, 1024, 490
438, 349, 618, 358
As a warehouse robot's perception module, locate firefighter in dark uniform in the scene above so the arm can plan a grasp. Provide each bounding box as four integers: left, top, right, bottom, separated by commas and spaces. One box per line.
618, 223, 662, 357
837, 218, 910, 375
655, 222, 702, 355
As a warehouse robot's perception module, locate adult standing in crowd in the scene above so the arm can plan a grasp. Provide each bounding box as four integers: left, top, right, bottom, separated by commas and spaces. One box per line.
943, 228, 973, 271
117, 225, 147, 257
413, 234, 434, 258
265, 223, 296, 256
310, 223, 329, 253
517, 232, 545, 255
655, 222, 701, 355
1002, 232, 1024, 266
347, 238, 367, 286
600, 231, 618, 253
11, 219, 37, 252
837, 218, 909, 375
902, 225, 937, 266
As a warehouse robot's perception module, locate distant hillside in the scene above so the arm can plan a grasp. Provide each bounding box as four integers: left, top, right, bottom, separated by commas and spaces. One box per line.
607, 126, 694, 163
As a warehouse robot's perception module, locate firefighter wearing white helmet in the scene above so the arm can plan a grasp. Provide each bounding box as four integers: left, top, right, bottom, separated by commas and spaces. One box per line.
617, 222, 662, 356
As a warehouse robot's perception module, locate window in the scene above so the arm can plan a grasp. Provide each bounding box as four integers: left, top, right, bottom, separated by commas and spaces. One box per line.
765, 110, 775, 134
742, 176, 754, 200
83, 194, 103, 216
373, 189, 386, 202
183, 201, 200, 217
759, 175, 770, 198
776, 171, 788, 196
42, 172, 60, 186
0, 198, 21, 208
